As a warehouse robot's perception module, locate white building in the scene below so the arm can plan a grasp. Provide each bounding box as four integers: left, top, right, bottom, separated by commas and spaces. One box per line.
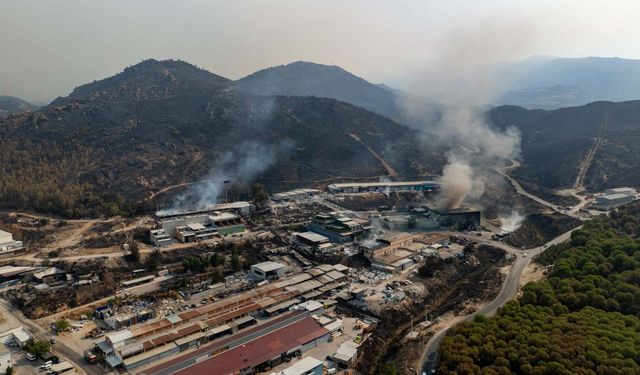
593, 193, 635, 210
250, 262, 288, 281
270, 356, 324, 375
0, 230, 23, 253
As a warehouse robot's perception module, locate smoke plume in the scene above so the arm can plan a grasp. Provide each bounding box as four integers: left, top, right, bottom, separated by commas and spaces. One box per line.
401, 16, 539, 210
167, 140, 292, 212
500, 210, 525, 234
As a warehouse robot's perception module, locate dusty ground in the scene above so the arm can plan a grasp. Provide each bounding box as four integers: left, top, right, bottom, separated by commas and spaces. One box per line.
519, 262, 547, 289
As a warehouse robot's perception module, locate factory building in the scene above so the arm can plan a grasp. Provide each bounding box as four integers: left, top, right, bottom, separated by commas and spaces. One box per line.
154, 201, 254, 219
272, 189, 321, 202
382, 207, 480, 231
593, 193, 635, 210
308, 213, 373, 243
95, 265, 347, 372
0, 230, 24, 254
154, 212, 245, 244
170, 314, 329, 375
293, 232, 334, 253
250, 261, 288, 281
362, 233, 449, 273
327, 180, 439, 194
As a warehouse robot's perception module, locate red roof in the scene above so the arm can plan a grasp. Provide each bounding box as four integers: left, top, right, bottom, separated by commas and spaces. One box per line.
175, 317, 328, 375
142, 311, 307, 375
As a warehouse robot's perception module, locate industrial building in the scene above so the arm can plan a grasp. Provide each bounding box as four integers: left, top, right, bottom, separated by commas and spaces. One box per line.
173, 315, 329, 375
327, 180, 438, 194
382, 207, 480, 231
0, 230, 24, 255
293, 232, 334, 253
362, 233, 450, 273
95, 265, 348, 372
149, 229, 171, 247
152, 212, 245, 244
591, 188, 637, 210
308, 213, 373, 243
154, 201, 254, 219
250, 261, 288, 281
272, 189, 321, 202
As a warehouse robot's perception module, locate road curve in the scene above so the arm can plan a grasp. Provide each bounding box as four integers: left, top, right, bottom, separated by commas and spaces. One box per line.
420, 225, 581, 374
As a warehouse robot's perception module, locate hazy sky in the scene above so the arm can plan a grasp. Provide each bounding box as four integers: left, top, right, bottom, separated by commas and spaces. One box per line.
1, 0, 639, 102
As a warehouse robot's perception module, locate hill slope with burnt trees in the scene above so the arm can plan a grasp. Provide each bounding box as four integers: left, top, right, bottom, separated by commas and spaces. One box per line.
0, 59, 443, 217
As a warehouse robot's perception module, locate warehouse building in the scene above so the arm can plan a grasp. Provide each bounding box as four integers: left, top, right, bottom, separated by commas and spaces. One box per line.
593, 193, 635, 210
171, 315, 329, 375
362, 233, 449, 273
251, 261, 288, 281
0, 230, 24, 254
155, 201, 254, 219
327, 180, 438, 194
382, 207, 480, 231
272, 189, 321, 201
97, 265, 347, 372
308, 213, 373, 243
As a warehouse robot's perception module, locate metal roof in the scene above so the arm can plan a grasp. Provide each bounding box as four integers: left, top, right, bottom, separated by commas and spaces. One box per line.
252, 261, 286, 273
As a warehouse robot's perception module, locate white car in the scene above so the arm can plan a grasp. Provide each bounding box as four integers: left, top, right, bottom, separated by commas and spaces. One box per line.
26, 352, 36, 361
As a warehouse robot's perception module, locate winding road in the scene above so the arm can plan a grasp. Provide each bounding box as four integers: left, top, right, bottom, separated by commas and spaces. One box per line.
421, 167, 585, 374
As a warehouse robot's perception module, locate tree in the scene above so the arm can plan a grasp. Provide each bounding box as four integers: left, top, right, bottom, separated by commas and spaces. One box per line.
251, 183, 270, 207
26, 340, 51, 357
125, 239, 141, 263
5, 366, 13, 375
231, 253, 242, 272
55, 319, 70, 332
145, 249, 160, 270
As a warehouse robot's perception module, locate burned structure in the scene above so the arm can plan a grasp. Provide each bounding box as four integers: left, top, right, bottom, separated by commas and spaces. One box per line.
382, 206, 480, 231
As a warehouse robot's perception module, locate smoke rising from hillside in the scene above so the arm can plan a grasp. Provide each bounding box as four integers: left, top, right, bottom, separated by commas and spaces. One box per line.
167, 140, 291, 212
402, 17, 537, 210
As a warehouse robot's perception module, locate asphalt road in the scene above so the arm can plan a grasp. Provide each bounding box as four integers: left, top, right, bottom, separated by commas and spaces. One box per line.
420, 223, 582, 373
0, 300, 100, 375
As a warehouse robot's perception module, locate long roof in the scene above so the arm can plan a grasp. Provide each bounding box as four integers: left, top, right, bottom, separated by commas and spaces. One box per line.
328, 180, 437, 189
174, 317, 328, 375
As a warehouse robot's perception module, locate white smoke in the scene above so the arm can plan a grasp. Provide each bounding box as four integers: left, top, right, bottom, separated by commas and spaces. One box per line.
169, 140, 292, 211
434, 106, 521, 209
401, 16, 538, 210
500, 211, 525, 233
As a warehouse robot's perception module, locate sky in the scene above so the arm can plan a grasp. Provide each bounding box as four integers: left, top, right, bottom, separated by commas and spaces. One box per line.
1, 0, 640, 102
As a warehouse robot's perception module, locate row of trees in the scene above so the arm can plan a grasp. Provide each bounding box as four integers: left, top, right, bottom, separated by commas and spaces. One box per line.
438, 203, 640, 374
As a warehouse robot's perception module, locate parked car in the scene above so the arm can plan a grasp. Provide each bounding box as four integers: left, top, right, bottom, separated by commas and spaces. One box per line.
26, 352, 36, 361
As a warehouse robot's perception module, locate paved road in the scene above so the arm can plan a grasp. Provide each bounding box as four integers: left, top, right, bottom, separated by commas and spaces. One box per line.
421, 227, 580, 374
497, 162, 586, 221
0, 300, 100, 375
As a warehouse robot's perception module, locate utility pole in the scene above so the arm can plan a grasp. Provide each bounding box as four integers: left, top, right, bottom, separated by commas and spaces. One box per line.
224, 180, 230, 203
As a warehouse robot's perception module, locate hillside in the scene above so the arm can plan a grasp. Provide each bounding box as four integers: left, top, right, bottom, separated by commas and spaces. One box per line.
0, 59, 443, 218
234, 61, 439, 127
499, 57, 640, 109
438, 201, 640, 373
0, 95, 38, 117
490, 100, 640, 192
